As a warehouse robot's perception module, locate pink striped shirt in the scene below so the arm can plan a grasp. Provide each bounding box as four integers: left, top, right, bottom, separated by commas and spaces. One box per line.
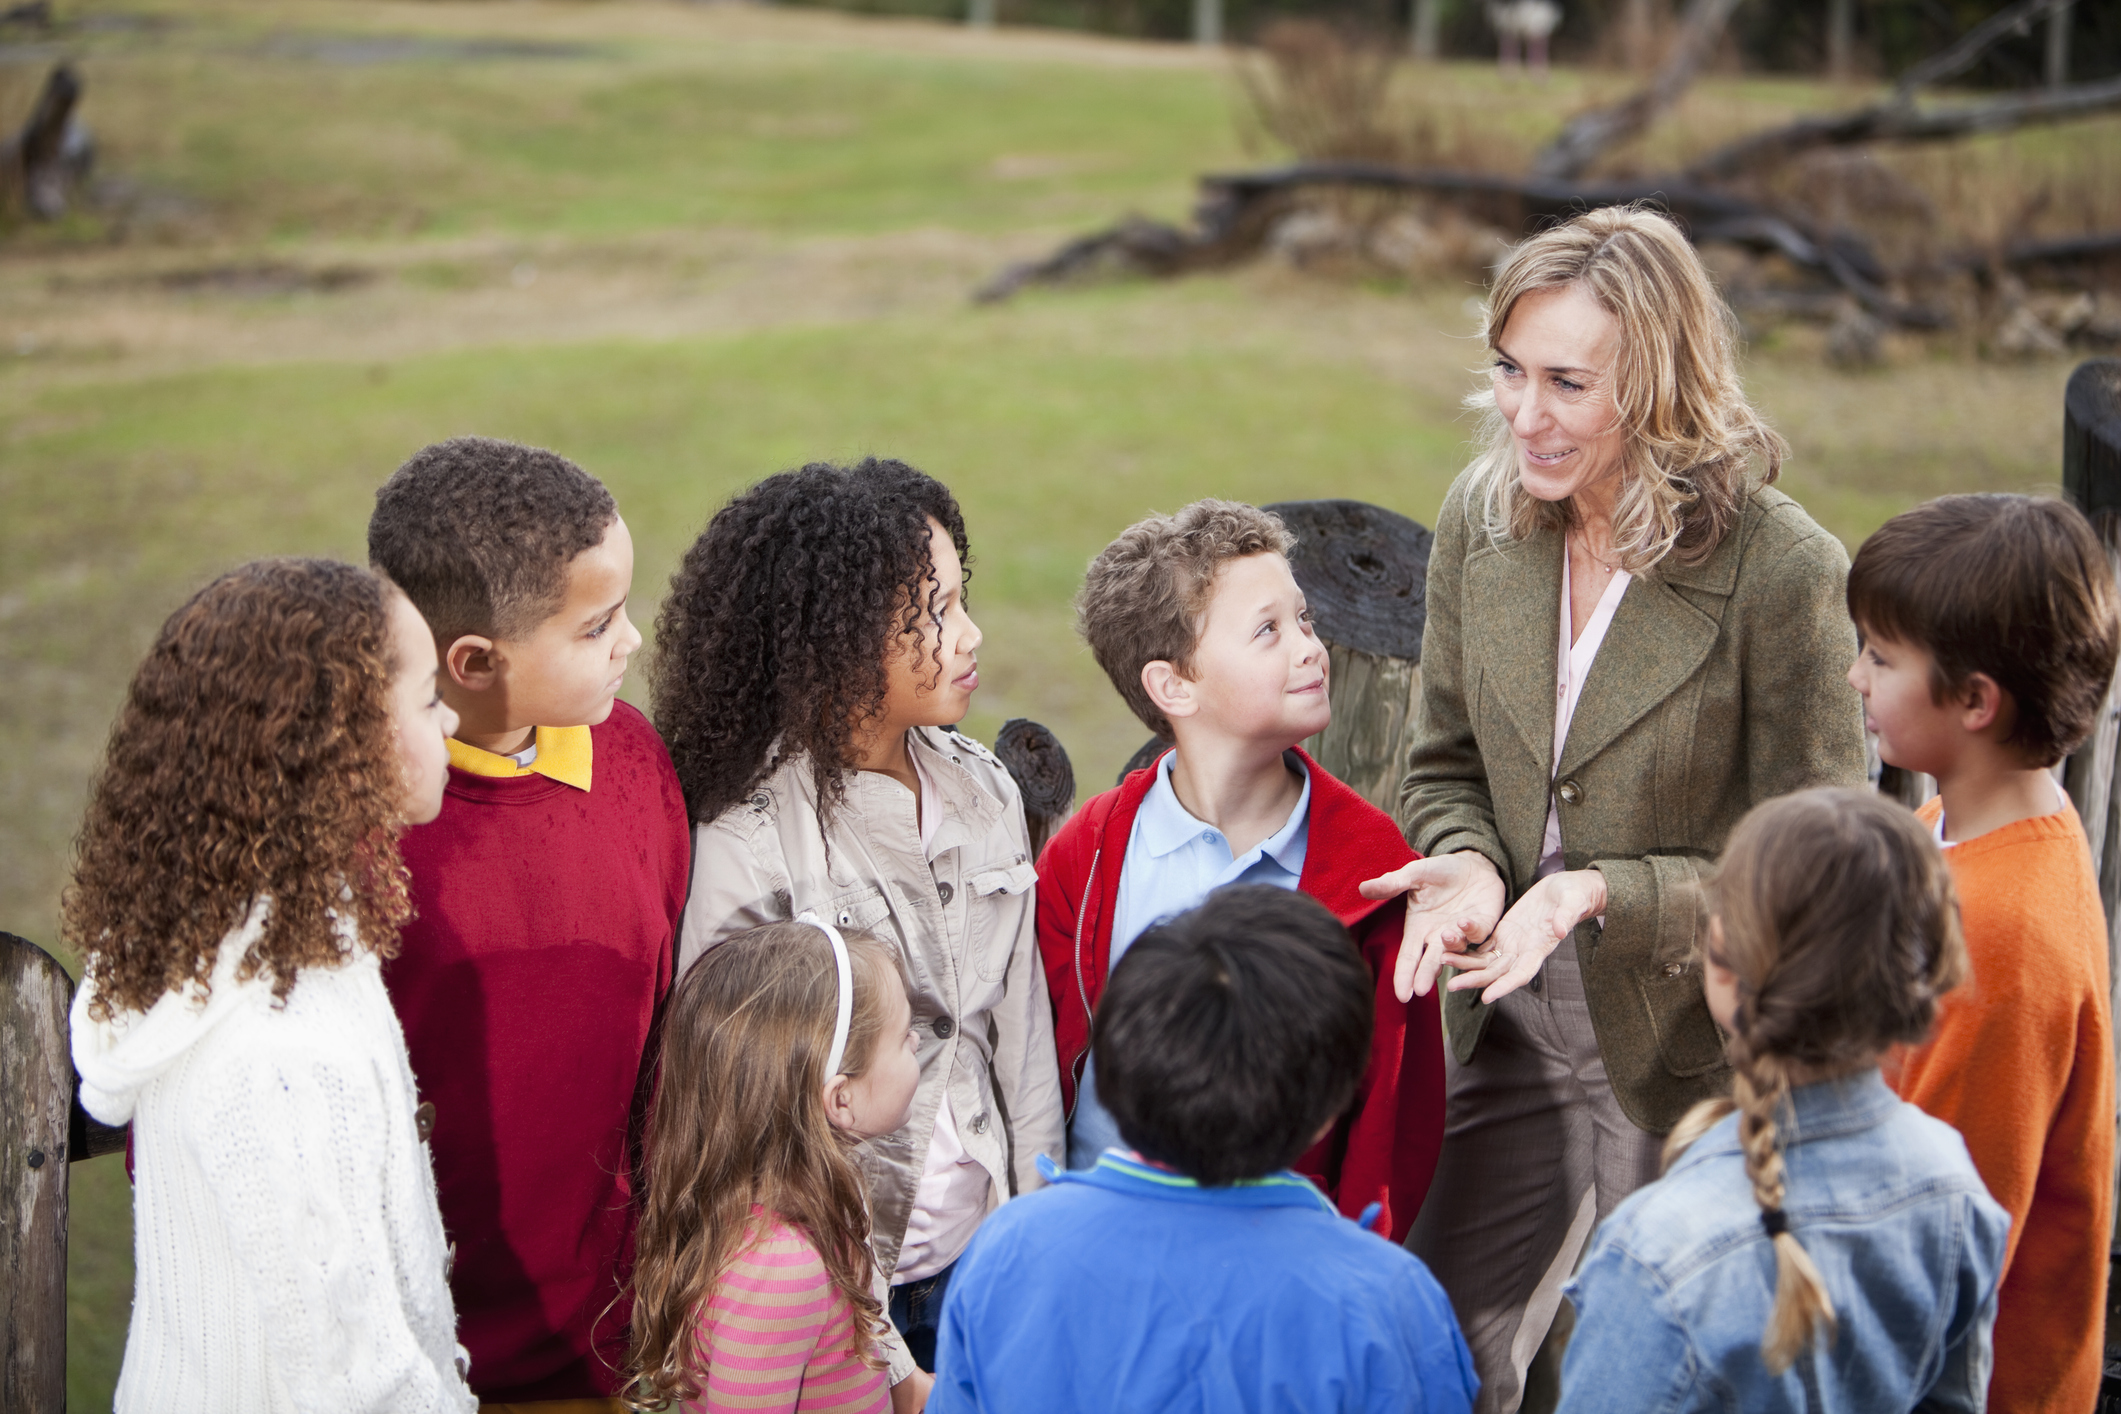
688, 1217, 890, 1414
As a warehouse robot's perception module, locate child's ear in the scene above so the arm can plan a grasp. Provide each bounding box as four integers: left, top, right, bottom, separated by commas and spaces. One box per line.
1141, 660, 1198, 723
821, 1073, 857, 1134
1956, 672, 2012, 737
445, 635, 500, 692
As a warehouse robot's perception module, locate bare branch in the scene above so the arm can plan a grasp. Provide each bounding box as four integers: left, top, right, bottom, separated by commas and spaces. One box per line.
1894, 0, 2072, 98
1685, 72, 2121, 181
1529, 0, 1747, 181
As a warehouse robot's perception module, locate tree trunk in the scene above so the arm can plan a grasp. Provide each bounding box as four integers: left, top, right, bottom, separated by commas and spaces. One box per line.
1410, 0, 1440, 59
2, 934, 72, 1413
2046, 0, 2073, 89
1303, 643, 1423, 814
1826, 0, 1854, 80
1193, 0, 1221, 47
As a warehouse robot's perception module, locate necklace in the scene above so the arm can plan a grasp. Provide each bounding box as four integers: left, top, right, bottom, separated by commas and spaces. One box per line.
1572, 531, 1621, 576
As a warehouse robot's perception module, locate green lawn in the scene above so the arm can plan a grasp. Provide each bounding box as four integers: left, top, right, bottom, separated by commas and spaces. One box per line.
0, 3, 2088, 1406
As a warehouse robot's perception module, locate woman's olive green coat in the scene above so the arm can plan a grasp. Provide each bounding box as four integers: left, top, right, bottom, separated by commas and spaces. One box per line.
1399, 472, 1868, 1134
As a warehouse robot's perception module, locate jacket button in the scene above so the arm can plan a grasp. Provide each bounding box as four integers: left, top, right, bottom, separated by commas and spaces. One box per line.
1557, 778, 1584, 806
933, 1015, 955, 1039
938, 881, 955, 906
751, 793, 769, 808
969, 1112, 988, 1135
415, 1101, 436, 1142
1663, 962, 1685, 978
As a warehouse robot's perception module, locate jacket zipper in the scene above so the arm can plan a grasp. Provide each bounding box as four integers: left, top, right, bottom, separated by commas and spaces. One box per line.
1065, 846, 1101, 1125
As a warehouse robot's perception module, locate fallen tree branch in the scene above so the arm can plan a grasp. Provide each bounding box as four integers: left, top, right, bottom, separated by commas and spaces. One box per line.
1685, 72, 2121, 181
1892, 0, 2073, 98
1529, 0, 1747, 181
0, 64, 89, 220
982, 160, 1950, 326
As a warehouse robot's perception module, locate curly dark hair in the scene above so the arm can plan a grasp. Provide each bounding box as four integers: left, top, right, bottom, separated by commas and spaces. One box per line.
63, 558, 414, 1018
650, 458, 970, 828
368, 436, 616, 646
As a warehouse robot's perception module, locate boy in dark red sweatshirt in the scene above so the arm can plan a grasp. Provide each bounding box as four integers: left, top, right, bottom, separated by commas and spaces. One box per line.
369, 438, 690, 1406
1038, 498, 1445, 1240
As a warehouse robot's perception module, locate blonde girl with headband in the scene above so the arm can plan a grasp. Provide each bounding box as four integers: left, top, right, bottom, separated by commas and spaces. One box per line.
1555, 789, 2009, 1413
625, 918, 920, 1414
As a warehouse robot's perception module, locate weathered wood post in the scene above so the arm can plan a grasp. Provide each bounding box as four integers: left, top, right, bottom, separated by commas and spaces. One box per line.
994, 718, 1076, 859
1113, 500, 1432, 811
1269, 499, 1431, 812
3, 933, 74, 1413
2057, 358, 2121, 1403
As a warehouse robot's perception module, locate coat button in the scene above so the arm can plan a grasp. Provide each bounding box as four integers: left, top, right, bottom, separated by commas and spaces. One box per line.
415, 1101, 436, 1142
933, 1015, 955, 1039
1663, 962, 1685, 978
938, 881, 955, 906
969, 1112, 989, 1135
1557, 778, 1584, 806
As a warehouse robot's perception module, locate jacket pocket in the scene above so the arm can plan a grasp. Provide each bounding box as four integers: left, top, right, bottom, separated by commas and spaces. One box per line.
966, 859, 1037, 982
1634, 963, 1728, 1078
823, 884, 895, 936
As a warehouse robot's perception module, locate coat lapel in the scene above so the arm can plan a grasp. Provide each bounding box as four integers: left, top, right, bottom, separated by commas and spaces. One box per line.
1557, 567, 1723, 779
1463, 527, 1561, 773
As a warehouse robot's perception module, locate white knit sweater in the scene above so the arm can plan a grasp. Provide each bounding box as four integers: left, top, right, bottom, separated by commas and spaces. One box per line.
72, 899, 477, 1414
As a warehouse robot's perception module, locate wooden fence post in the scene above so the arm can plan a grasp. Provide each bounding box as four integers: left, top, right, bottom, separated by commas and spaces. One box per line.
2058, 357, 2121, 1403
993, 719, 1076, 860
1114, 500, 1432, 813
2, 933, 74, 1413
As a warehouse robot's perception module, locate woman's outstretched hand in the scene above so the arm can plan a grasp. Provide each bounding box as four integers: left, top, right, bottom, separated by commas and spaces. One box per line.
1360, 851, 1508, 1002
1440, 868, 1608, 1005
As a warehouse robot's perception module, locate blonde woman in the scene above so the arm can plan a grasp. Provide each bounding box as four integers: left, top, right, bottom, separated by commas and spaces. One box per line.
1361, 207, 1867, 1414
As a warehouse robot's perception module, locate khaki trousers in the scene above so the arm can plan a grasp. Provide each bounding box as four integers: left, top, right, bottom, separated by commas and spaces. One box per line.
1407, 937, 1663, 1414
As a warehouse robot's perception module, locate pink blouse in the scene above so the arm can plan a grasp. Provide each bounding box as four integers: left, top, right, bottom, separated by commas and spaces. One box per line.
689, 1218, 890, 1414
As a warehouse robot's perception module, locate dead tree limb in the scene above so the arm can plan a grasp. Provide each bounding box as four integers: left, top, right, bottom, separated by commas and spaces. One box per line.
1529, 0, 1747, 181
1686, 72, 2121, 181
1, 64, 90, 220
1893, 0, 2072, 97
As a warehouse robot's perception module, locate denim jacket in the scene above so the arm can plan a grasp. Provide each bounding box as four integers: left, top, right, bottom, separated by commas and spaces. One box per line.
1558, 1068, 2008, 1414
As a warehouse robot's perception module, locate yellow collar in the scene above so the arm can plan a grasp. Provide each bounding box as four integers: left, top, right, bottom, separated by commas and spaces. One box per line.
447, 725, 594, 792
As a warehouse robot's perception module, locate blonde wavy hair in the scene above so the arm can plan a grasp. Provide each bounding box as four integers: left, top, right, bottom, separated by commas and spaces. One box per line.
1465, 206, 1788, 571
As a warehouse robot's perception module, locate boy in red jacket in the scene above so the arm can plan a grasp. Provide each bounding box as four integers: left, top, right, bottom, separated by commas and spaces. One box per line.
1038, 498, 1445, 1240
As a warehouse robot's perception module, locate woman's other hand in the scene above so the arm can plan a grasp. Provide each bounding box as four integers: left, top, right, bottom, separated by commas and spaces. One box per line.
1442, 868, 1608, 1005
1361, 851, 1508, 1002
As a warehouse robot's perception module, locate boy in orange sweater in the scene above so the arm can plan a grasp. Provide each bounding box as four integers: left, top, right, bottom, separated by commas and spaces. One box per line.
1848, 493, 2119, 1414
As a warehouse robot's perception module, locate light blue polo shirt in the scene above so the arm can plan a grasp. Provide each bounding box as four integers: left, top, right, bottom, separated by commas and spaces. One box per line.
1065, 750, 1311, 1170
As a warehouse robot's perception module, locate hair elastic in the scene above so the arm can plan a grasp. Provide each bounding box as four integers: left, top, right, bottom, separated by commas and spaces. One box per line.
1760, 1207, 1790, 1239
796, 911, 855, 1079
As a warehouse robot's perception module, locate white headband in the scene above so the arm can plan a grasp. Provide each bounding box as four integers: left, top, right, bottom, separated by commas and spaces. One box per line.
796, 911, 855, 1079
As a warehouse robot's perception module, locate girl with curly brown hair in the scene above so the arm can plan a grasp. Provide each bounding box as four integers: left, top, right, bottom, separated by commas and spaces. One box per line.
654, 459, 1065, 1406
1554, 789, 2009, 1413
625, 919, 919, 1413
67, 557, 475, 1414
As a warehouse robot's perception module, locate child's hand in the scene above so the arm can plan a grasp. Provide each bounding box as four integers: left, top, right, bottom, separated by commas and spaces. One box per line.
893, 1368, 935, 1413
1361, 851, 1508, 1002
1442, 868, 1607, 1005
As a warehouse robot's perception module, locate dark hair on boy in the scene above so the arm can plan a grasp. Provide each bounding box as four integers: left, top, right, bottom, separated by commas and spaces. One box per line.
368, 436, 617, 648
1094, 885, 1371, 1187
64, 559, 412, 1017
1077, 500, 1295, 740
1847, 494, 2121, 767
649, 457, 970, 829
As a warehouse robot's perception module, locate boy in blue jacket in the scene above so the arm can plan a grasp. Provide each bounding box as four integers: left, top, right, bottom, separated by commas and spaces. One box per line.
929, 885, 1477, 1414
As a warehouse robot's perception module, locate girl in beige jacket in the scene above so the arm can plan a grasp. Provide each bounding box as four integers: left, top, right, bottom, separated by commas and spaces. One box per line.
650, 458, 1066, 1408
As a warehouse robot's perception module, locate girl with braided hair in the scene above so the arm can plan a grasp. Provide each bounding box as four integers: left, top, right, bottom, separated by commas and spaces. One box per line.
1554, 788, 2009, 1413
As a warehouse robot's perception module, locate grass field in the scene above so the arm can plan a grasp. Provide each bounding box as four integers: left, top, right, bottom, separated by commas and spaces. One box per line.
0, 3, 2088, 1406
